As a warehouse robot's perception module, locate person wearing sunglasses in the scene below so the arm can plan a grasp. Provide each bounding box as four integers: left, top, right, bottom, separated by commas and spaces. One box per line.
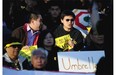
54, 10, 84, 51
3, 37, 30, 70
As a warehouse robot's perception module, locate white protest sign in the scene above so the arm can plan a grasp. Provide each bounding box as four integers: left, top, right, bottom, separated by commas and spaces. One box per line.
3, 67, 95, 75
57, 51, 105, 73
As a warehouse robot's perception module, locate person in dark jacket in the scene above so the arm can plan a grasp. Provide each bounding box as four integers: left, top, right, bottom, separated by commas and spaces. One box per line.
81, 20, 104, 51
11, 12, 47, 51
3, 37, 30, 70
54, 10, 84, 51
43, 1, 62, 32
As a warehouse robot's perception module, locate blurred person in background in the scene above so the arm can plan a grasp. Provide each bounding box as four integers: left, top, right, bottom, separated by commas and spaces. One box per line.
81, 20, 104, 50
43, 1, 62, 32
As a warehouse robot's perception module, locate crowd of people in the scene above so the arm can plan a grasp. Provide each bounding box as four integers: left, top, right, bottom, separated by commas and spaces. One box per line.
3, 0, 112, 75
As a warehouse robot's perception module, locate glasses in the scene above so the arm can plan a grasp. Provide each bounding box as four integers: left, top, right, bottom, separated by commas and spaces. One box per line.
66, 19, 74, 22
11, 45, 22, 49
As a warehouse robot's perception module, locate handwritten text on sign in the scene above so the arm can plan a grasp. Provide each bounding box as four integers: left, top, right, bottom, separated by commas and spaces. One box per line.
57, 51, 105, 73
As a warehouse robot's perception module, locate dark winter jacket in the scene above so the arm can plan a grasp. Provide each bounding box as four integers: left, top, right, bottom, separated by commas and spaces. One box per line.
54, 25, 84, 51
3, 53, 30, 70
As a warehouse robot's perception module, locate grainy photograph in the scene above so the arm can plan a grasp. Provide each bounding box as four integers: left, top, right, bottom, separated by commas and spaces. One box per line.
3, 0, 113, 75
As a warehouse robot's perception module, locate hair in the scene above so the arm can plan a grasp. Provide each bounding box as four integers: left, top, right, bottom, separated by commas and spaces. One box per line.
60, 10, 75, 20
96, 20, 105, 35
89, 20, 104, 35
28, 12, 42, 23
37, 29, 55, 48
47, 1, 61, 9
31, 47, 48, 58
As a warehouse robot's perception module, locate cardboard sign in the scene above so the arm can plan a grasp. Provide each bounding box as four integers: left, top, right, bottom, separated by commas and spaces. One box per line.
55, 34, 72, 50
19, 45, 38, 61
57, 51, 105, 73
3, 67, 95, 75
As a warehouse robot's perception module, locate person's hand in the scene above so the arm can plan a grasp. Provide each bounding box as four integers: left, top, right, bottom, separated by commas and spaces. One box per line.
21, 45, 30, 50
68, 40, 75, 48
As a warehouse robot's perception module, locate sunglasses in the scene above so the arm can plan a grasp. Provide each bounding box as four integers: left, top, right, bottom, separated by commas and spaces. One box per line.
66, 19, 74, 22
11, 45, 22, 49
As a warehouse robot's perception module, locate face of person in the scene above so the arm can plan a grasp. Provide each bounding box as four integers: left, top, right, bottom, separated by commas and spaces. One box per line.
31, 15, 42, 31
6, 45, 22, 59
49, 6, 61, 18
31, 54, 47, 69
61, 16, 74, 31
44, 33, 54, 47
90, 31, 104, 44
